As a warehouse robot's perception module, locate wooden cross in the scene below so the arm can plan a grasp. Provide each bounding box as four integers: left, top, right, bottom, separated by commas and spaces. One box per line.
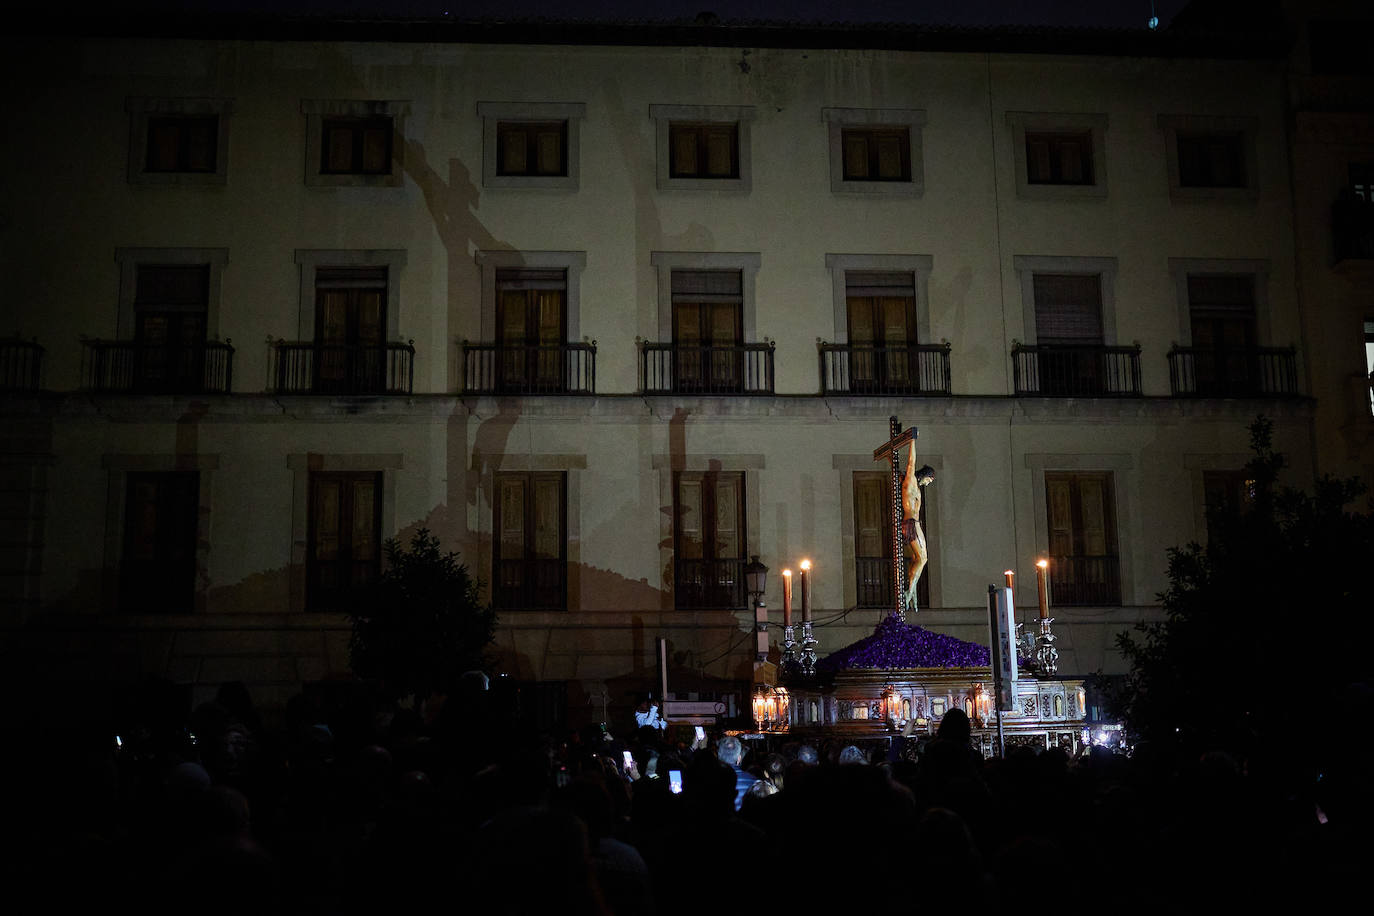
873, 416, 917, 621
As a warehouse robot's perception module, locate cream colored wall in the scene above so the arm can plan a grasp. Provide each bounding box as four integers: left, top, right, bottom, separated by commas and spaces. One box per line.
1, 36, 1312, 711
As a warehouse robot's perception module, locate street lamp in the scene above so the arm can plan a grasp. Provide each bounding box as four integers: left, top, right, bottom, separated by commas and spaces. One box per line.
744, 554, 769, 599
746, 555, 769, 664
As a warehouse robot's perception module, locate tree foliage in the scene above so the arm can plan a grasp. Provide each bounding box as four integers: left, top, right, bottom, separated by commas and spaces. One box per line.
1105, 418, 1374, 760
345, 529, 496, 702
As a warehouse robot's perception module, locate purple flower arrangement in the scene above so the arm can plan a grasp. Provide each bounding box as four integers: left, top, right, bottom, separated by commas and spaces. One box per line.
819, 613, 991, 671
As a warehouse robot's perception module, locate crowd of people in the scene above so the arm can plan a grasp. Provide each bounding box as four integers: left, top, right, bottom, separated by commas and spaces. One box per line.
15, 675, 1362, 914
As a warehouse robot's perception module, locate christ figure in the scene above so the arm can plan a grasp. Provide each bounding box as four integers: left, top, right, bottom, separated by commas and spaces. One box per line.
901, 446, 936, 615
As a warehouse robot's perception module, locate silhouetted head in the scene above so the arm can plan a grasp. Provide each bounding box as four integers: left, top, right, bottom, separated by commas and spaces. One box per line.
936, 707, 971, 744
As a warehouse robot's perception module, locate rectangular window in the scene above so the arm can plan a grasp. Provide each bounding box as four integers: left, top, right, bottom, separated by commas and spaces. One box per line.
1203, 469, 1255, 544
307, 471, 382, 611
846, 272, 918, 392
672, 270, 743, 393
669, 123, 739, 179
321, 117, 393, 175
853, 472, 927, 610
1177, 132, 1246, 188
145, 116, 218, 173
1032, 273, 1105, 395
314, 267, 387, 394
841, 127, 911, 182
493, 472, 566, 610
1188, 275, 1257, 396
121, 471, 198, 613
497, 268, 566, 392
1044, 472, 1120, 606
1025, 130, 1093, 185
497, 121, 567, 177
134, 264, 209, 392
675, 471, 745, 609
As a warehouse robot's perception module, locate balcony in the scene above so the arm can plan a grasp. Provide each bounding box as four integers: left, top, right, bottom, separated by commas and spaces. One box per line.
273, 340, 414, 395
820, 342, 952, 395
493, 557, 566, 610
675, 557, 746, 609
1167, 346, 1298, 397
0, 338, 43, 391
461, 341, 596, 395
1333, 194, 1374, 263
81, 339, 234, 394
640, 341, 775, 395
1011, 344, 1142, 397
1047, 555, 1121, 606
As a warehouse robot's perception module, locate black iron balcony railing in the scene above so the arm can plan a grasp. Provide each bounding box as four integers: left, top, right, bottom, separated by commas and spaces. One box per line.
273, 340, 415, 395
81, 339, 234, 394
675, 557, 746, 609
855, 556, 892, 608
1048, 555, 1121, 607
461, 341, 596, 395
820, 342, 952, 395
1012, 344, 1142, 397
1333, 194, 1374, 262
1167, 346, 1299, 397
0, 337, 43, 391
641, 341, 775, 395
493, 557, 566, 610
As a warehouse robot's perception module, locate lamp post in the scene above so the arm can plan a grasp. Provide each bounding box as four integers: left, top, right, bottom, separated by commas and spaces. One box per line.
746, 555, 769, 664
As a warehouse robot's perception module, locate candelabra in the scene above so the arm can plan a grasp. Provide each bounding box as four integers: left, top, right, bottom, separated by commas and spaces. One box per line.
782, 623, 798, 670
800, 621, 818, 676
1035, 616, 1059, 676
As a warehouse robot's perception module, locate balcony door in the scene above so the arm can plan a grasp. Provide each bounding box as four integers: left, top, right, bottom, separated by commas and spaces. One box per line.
134, 265, 208, 393
853, 472, 928, 610
672, 270, 742, 393
1045, 472, 1120, 606
1033, 273, 1104, 395
497, 268, 566, 392
675, 470, 745, 608
315, 267, 386, 394
846, 272, 917, 392
1188, 275, 1256, 396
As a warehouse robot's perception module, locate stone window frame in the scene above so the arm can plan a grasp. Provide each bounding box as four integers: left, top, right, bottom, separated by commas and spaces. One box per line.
1167, 257, 1273, 347
286, 453, 402, 613
301, 99, 410, 188
833, 453, 943, 612
649, 104, 756, 193
649, 251, 762, 342
824, 253, 934, 344
1023, 452, 1136, 606
101, 453, 219, 614
1157, 114, 1261, 202
477, 453, 586, 611
478, 101, 586, 191
1012, 255, 1120, 346
823, 108, 928, 197
126, 97, 233, 187
1005, 111, 1109, 201
114, 247, 229, 341
650, 453, 764, 612
474, 250, 586, 343
293, 249, 408, 341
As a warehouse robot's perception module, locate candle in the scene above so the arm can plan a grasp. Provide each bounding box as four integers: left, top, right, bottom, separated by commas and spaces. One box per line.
1004, 569, 1015, 590
782, 569, 793, 626
800, 559, 812, 623
1036, 559, 1049, 619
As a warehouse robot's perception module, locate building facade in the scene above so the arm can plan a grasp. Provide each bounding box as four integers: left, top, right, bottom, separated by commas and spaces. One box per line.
1, 15, 1319, 728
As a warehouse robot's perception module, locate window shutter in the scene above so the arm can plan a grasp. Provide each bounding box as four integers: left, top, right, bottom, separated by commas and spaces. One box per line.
1033, 274, 1103, 343
1187, 275, 1254, 319
672, 270, 742, 303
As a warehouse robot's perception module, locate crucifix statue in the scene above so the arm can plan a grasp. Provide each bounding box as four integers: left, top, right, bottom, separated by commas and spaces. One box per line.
872, 416, 936, 619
